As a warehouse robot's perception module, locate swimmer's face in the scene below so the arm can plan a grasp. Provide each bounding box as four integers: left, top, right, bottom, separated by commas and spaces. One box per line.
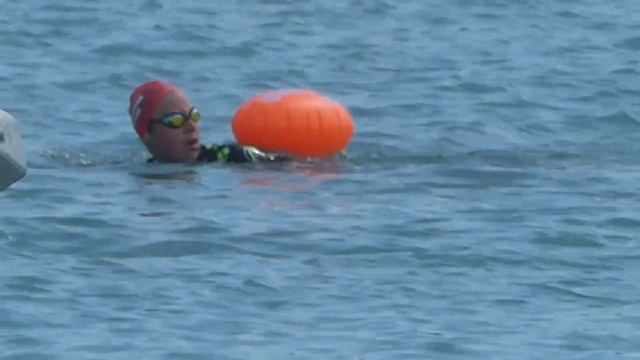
142, 91, 201, 163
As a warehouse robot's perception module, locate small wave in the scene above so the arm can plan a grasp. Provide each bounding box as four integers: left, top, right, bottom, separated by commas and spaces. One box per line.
28, 215, 115, 229
38, 148, 144, 168
530, 284, 629, 305
616, 36, 640, 50
600, 217, 640, 229
92, 42, 139, 57
39, 4, 96, 13
591, 111, 639, 129
433, 83, 504, 95
555, 10, 583, 19
571, 89, 620, 103
458, 82, 508, 95
110, 240, 228, 259
130, 168, 201, 182
141, 0, 163, 11
478, 98, 564, 111
530, 231, 604, 248
610, 67, 638, 75
28, 13, 98, 28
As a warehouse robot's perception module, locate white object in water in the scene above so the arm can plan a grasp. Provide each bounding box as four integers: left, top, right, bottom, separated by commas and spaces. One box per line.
0, 109, 27, 191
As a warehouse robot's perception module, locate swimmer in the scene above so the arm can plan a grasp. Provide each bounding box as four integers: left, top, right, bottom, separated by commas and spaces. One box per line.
128, 79, 287, 163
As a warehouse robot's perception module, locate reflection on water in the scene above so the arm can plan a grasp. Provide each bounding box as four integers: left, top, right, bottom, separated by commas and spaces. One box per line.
239, 158, 348, 191
4, 0, 640, 356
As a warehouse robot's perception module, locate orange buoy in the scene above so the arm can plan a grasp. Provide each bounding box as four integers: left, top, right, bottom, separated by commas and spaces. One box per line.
232, 90, 355, 157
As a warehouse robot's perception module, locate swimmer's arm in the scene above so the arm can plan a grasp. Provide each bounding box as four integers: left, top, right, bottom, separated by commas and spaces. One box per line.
227, 145, 290, 163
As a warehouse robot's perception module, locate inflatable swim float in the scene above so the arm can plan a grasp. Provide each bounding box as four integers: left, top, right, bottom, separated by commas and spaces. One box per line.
232, 90, 355, 157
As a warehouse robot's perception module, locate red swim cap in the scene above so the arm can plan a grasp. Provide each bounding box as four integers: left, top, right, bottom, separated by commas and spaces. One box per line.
128, 79, 182, 138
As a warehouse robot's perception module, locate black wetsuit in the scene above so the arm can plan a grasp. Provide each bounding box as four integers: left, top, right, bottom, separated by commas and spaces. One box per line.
198, 144, 288, 163
149, 144, 288, 163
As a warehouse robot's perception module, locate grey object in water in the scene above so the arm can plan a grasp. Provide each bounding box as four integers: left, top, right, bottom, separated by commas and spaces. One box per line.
0, 109, 27, 191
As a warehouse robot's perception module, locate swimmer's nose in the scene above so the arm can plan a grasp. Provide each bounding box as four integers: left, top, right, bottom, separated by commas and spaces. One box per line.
183, 118, 198, 132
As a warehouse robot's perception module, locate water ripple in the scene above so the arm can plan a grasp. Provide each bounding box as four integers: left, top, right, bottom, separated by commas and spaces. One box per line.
2, 0, 640, 358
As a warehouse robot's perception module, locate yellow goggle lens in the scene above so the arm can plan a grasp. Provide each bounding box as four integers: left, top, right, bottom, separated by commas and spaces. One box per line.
159, 108, 201, 128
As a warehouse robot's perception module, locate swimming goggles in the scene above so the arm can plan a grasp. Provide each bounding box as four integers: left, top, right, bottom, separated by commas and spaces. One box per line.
150, 107, 201, 129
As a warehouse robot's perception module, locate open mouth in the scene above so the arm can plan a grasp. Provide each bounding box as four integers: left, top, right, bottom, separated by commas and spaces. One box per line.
186, 138, 200, 150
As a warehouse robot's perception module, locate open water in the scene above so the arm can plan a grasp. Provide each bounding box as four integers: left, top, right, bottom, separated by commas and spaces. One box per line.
1, 0, 640, 358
